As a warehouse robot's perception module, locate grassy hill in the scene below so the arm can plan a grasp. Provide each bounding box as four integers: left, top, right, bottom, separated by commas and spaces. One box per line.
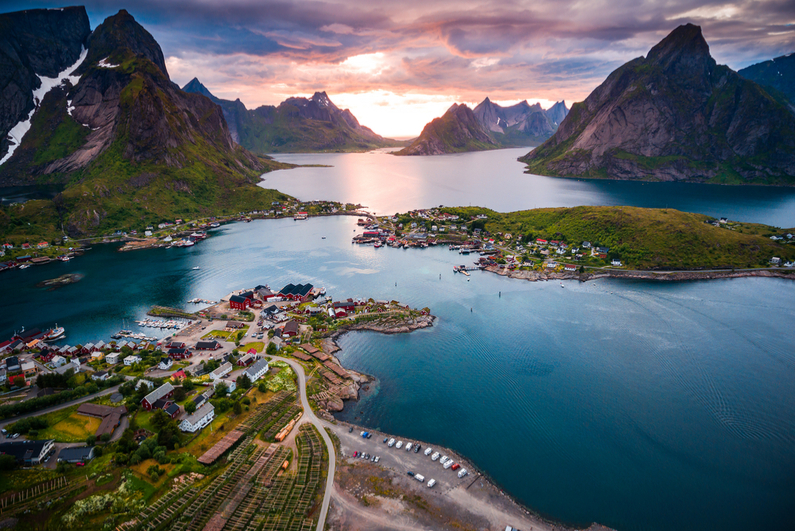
440, 206, 795, 270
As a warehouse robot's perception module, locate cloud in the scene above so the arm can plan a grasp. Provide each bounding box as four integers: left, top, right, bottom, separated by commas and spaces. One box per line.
3, 0, 794, 136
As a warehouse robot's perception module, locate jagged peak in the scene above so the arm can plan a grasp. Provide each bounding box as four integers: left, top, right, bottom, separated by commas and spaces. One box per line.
85, 9, 169, 77
647, 23, 713, 71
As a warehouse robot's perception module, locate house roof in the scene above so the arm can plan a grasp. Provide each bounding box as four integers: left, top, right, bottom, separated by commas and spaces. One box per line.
245, 359, 269, 378
229, 295, 247, 303
0, 439, 53, 461
279, 283, 313, 297
211, 362, 232, 377
165, 403, 180, 416
182, 403, 214, 425
283, 321, 299, 334
57, 446, 94, 462
143, 382, 174, 405
196, 340, 220, 349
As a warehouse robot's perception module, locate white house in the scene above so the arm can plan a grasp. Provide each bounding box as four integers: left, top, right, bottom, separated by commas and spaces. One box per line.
136, 379, 154, 390
105, 352, 120, 365
179, 403, 215, 433
124, 355, 142, 366
213, 378, 236, 393
51, 355, 66, 368
210, 361, 232, 380
611, 259, 623, 267
158, 357, 173, 370
244, 359, 269, 383
91, 370, 109, 381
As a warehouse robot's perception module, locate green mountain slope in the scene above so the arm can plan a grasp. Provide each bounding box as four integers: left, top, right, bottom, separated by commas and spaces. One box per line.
738, 53, 795, 108
521, 24, 795, 185
0, 9, 293, 239
394, 103, 498, 155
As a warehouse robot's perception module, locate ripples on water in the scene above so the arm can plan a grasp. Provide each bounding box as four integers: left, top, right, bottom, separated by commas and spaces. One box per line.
1, 216, 794, 531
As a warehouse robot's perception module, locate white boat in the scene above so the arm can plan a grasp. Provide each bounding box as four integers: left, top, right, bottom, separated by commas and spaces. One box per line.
46, 325, 65, 340
19, 264, 30, 269
182, 240, 195, 247
192, 266, 200, 270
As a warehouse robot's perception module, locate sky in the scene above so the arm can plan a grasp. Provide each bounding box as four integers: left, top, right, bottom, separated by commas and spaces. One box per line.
2, 1, 795, 137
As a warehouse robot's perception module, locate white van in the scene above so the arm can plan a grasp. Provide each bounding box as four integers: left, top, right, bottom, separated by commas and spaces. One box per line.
414, 474, 425, 482
440, 455, 449, 465
405, 443, 413, 452
431, 452, 440, 461
388, 438, 395, 447
424, 447, 433, 456
427, 479, 437, 488
395, 440, 403, 449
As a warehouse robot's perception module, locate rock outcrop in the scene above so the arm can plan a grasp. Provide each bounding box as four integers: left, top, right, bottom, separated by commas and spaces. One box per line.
522, 24, 795, 185
0, 7, 91, 161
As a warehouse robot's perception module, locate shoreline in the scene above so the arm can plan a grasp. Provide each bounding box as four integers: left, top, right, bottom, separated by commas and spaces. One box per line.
485, 265, 795, 283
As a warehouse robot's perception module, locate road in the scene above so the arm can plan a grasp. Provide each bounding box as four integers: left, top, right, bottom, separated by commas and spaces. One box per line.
0, 384, 123, 431
271, 356, 336, 531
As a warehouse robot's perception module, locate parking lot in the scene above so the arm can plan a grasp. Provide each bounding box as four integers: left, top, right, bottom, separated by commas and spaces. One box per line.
329, 421, 475, 495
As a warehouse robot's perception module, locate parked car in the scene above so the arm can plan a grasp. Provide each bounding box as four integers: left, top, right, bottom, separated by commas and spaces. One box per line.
11, 433, 19, 439
427, 479, 436, 488
407, 471, 415, 476
349, 427, 353, 433
367, 433, 372, 439
431, 452, 440, 461
424, 447, 433, 456
353, 451, 358, 458
395, 441, 403, 449
451, 463, 460, 470
414, 444, 421, 453
374, 456, 380, 463
1, 429, 7, 436
75, 462, 85, 467
388, 438, 395, 447
383, 437, 388, 443
405, 443, 413, 452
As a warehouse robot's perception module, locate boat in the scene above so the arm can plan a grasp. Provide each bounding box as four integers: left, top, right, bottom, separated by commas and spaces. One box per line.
46, 324, 65, 340
182, 240, 195, 247
560, 282, 565, 288
192, 266, 200, 270
19, 264, 30, 269
322, 236, 326, 239
374, 241, 382, 248
209, 222, 220, 228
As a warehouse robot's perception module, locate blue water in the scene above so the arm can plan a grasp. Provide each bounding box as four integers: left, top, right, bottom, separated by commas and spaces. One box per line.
265, 148, 795, 227
1, 215, 793, 531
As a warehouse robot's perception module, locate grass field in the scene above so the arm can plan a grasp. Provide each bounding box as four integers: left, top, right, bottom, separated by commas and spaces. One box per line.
24, 406, 101, 442
202, 330, 231, 339
241, 341, 265, 352
0, 468, 59, 495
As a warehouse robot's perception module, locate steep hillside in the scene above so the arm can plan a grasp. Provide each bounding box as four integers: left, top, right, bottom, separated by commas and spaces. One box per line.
522, 24, 795, 185
472, 98, 568, 146
182, 80, 401, 153
394, 103, 498, 155
0, 9, 292, 238
0, 6, 91, 164
738, 53, 795, 108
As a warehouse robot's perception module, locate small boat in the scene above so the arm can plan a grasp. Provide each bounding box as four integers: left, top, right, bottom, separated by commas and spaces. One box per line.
560, 283, 565, 288
19, 264, 30, 269
322, 236, 326, 239
183, 240, 195, 247
46, 324, 65, 340
192, 266, 200, 270
374, 241, 382, 248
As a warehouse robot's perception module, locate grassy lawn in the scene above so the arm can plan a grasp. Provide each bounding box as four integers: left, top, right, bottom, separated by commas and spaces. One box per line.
134, 410, 158, 434
241, 341, 265, 353
202, 330, 231, 339
23, 405, 101, 442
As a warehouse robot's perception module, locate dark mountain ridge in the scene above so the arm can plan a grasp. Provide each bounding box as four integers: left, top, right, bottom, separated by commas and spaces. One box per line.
0, 8, 290, 238
395, 103, 497, 156
182, 79, 400, 152
522, 24, 795, 185
738, 52, 795, 108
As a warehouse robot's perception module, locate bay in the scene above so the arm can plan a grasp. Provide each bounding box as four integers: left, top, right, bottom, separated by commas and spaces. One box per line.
264, 148, 795, 227
1, 215, 793, 531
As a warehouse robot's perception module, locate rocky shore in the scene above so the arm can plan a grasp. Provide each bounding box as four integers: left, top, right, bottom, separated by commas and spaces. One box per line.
487, 265, 795, 283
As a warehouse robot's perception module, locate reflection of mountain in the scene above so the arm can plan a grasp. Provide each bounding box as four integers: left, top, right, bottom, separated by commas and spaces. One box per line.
0, 8, 289, 238
182, 79, 402, 153
522, 24, 795, 185
396, 98, 568, 156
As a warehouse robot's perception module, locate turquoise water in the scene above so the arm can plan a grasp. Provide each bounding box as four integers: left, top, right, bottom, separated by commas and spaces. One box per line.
2, 215, 793, 531
265, 148, 795, 227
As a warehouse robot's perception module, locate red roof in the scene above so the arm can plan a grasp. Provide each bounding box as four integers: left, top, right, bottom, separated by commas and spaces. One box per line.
247, 348, 257, 354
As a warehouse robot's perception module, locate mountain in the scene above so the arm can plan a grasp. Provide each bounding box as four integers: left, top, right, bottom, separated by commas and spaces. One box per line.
397, 98, 568, 156
395, 103, 498, 155
0, 8, 290, 238
0, 6, 91, 163
738, 53, 795, 108
182, 80, 400, 153
521, 24, 795, 185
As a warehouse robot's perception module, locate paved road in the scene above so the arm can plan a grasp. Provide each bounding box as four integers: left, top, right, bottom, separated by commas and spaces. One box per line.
271, 356, 337, 531
0, 384, 123, 431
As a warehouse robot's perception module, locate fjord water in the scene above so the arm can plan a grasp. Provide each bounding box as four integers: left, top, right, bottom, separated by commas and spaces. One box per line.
264, 148, 795, 227
2, 215, 793, 531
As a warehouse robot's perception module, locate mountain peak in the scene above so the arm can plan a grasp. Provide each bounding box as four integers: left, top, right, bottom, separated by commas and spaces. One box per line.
182, 78, 219, 103
84, 9, 169, 77
647, 23, 714, 76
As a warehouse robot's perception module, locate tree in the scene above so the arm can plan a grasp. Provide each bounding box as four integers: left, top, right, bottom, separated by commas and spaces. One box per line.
182, 379, 195, 391
173, 387, 187, 402
0, 455, 17, 471
233, 401, 243, 415
185, 401, 197, 414
236, 374, 252, 390
151, 409, 171, 430
266, 342, 277, 355
85, 435, 96, 446
214, 382, 228, 397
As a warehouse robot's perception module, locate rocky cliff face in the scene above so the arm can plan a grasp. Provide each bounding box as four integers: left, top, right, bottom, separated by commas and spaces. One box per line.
522, 24, 795, 185
472, 97, 567, 143
0, 9, 289, 237
0, 7, 91, 161
739, 53, 795, 108
182, 82, 399, 153
395, 103, 497, 155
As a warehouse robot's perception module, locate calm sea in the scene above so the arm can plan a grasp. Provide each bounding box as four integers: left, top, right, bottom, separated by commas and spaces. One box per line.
264, 148, 795, 227
1, 149, 794, 531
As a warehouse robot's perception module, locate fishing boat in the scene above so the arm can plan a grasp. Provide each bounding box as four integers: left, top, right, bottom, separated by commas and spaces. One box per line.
46, 324, 65, 340
374, 241, 383, 248
182, 240, 195, 247
192, 266, 200, 270
19, 264, 31, 269
210, 222, 220, 228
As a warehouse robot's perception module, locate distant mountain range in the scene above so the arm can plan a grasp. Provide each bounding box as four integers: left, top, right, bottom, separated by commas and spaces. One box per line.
0, 8, 290, 238
522, 24, 795, 185
182, 79, 401, 153
396, 98, 568, 155
738, 53, 795, 109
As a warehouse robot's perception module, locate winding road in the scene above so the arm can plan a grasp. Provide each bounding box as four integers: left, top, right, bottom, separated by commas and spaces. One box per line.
271, 356, 337, 531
